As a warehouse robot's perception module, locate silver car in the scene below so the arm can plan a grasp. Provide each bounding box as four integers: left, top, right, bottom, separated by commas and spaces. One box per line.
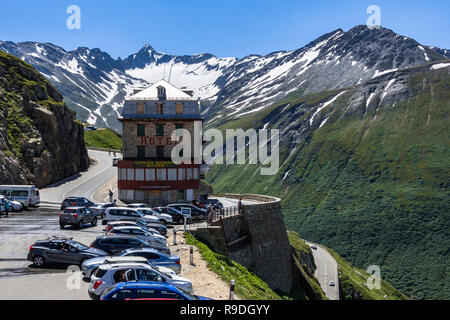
81, 255, 179, 280
106, 226, 166, 246
88, 263, 192, 300
82, 247, 181, 278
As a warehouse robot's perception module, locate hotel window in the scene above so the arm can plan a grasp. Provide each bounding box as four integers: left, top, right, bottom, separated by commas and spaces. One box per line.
157, 168, 166, 181
145, 169, 155, 181
176, 103, 183, 114
157, 146, 164, 159
193, 168, 199, 180
186, 168, 193, 180
157, 86, 166, 97
137, 102, 145, 114
136, 169, 145, 181
178, 168, 185, 180
137, 124, 145, 137
127, 169, 135, 181
156, 103, 164, 114
137, 146, 146, 159
168, 169, 177, 181
119, 168, 127, 180
156, 125, 164, 137
177, 190, 185, 201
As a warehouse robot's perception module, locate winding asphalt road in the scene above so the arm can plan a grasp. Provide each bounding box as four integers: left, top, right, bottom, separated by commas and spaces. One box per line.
306, 242, 340, 300
40, 150, 117, 205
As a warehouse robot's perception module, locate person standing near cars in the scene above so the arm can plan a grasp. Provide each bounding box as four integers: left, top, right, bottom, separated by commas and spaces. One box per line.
238, 197, 243, 214
109, 189, 113, 203
4, 199, 10, 217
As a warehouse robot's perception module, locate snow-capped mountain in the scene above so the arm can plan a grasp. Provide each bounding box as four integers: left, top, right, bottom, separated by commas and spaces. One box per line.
0, 25, 448, 132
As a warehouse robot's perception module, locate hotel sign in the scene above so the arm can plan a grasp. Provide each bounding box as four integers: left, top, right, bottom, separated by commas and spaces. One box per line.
133, 160, 178, 168
138, 136, 178, 146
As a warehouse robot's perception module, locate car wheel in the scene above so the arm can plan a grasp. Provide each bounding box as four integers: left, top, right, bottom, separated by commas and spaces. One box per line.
159, 219, 166, 225
60, 224, 65, 229
77, 220, 83, 229
102, 219, 107, 225
178, 217, 184, 224
92, 217, 98, 227
33, 255, 45, 268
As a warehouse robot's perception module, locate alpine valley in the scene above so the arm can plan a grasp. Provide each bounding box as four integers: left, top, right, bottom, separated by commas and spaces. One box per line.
1, 25, 449, 299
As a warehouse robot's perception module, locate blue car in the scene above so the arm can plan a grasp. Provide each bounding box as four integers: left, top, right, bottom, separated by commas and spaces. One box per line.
100, 281, 213, 300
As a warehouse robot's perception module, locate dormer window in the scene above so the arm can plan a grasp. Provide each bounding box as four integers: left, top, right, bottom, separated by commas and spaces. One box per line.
157, 86, 166, 98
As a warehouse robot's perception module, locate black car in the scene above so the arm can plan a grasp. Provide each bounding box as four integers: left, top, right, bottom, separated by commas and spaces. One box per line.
167, 204, 207, 217
61, 197, 95, 210
27, 238, 108, 268
153, 207, 189, 225
203, 199, 224, 210
91, 235, 170, 255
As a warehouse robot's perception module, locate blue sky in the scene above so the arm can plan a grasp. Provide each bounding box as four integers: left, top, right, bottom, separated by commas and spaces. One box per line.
0, 0, 449, 59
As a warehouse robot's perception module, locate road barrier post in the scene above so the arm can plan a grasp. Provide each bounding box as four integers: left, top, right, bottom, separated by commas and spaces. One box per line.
229, 280, 235, 300
184, 216, 187, 232
190, 246, 194, 265
173, 228, 177, 245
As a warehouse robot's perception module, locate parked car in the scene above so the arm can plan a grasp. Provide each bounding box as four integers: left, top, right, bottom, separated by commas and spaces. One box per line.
100, 282, 212, 301
81, 252, 180, 279
168, 204, 207, 217
153, 207, 191, 225
105, 220, 167, 237
90, 235, 170, 255
106, 226, 167, 247
8, 200, 24, 212
88, 263, 193, 299
59, 207, 98, 229
104, 221, 162, 237
27, 238, 108, 268
102, 207, 160, 225
135, 208, 173, 225
112, 158, 121, 167
203, 199, 224, 210
90, 203, 115, 218
127, 203, 152, 209
61, 197, 95, 210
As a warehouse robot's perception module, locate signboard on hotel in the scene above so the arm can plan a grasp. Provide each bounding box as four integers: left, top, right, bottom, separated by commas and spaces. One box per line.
133, 161, 178, 168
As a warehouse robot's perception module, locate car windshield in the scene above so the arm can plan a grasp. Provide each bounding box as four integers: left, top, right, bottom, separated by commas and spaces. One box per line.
67, 241, 88, 250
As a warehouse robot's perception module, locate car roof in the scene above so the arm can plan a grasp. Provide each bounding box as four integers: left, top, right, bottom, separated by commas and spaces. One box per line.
104, 256, 148, 263
106, 207, 138, 211
124, 248, 164, 255
99, 262, 152, 270
112, 226, 144, 230
98, 234, 144, 240
118, 281, 177, 290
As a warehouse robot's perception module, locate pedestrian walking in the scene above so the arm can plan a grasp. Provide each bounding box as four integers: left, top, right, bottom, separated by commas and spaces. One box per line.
4, 199, 10, 217
238, 197, 243, 214
109, 189, 113, 203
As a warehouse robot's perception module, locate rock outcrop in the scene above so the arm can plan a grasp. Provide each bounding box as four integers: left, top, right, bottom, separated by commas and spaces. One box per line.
0, 50, 89, 188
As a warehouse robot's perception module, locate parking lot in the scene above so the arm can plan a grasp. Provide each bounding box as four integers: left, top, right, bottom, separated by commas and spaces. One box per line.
0, 205, 236, 300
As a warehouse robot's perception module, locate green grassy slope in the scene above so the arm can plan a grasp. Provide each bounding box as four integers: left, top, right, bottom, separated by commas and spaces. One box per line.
84, 128, 122, 150
206, 67, 450, 299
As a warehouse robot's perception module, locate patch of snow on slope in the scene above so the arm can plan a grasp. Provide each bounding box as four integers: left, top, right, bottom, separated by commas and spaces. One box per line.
418, 46, 430, 62
431, 62, 450, 70
372, 68, 398, 79
366, 92, 377, 109
381, 79, 396, 101
310, 90, 347, 126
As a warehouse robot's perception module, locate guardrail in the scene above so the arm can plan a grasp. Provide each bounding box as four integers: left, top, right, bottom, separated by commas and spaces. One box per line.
87, 147, 122, 153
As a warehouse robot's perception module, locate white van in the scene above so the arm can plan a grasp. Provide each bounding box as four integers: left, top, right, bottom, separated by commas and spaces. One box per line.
0, 185, 40, 208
